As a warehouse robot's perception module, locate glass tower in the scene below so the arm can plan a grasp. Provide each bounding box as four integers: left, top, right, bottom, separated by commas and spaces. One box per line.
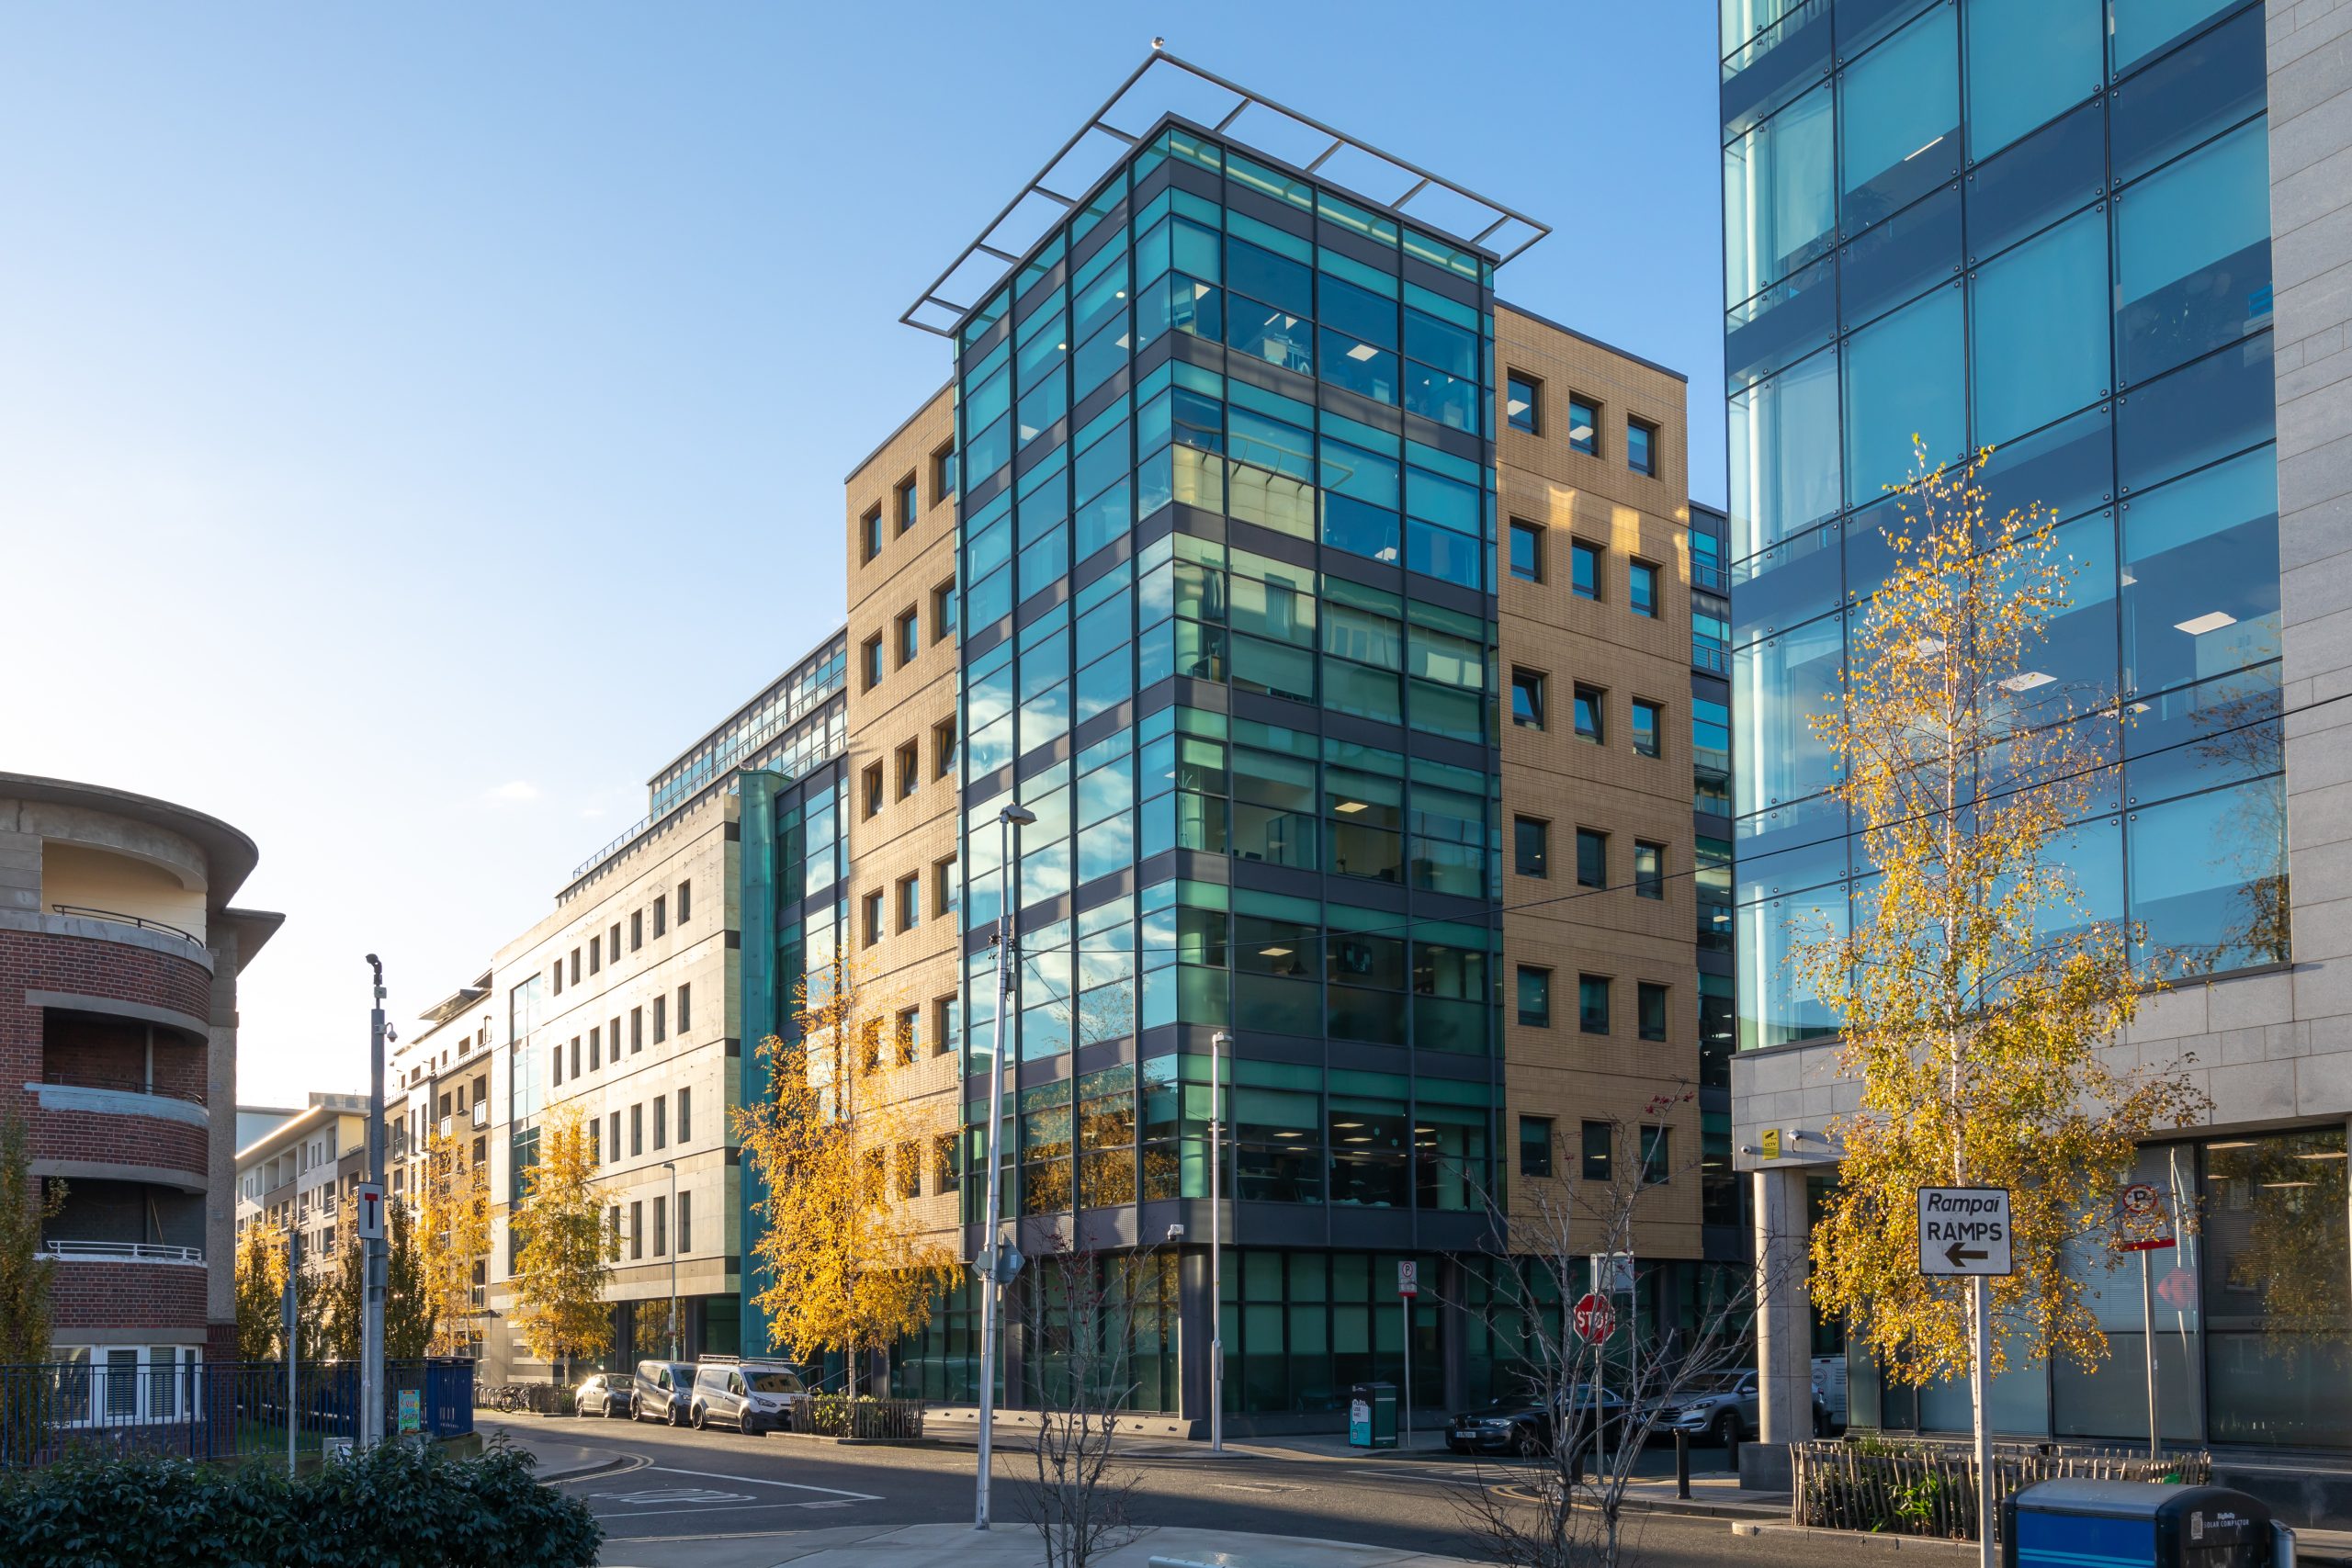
952, 119, 1505, 1418
1724, 0, 2288, 1053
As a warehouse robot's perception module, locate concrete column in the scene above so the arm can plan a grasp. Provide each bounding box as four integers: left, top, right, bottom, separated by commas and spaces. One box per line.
1747, 1166, 1812, 1487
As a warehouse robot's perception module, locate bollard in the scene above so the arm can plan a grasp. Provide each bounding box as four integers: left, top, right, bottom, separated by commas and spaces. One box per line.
1725, 1427, 1741, 1479
1675, 1428, 1690, 1498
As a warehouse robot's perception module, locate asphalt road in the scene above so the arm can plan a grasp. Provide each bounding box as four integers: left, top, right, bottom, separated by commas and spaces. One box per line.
481, 1412, 1839, 1567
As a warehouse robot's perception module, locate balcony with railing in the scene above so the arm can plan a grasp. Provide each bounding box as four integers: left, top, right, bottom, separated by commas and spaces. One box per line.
39, 1239, 204, 1266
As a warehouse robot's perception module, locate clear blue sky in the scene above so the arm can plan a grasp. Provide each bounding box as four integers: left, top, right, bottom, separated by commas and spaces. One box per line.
0, 2, 1725, 1106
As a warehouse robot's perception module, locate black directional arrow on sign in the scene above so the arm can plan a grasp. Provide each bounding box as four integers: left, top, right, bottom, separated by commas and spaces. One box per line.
1944, 1242, 1989, 1269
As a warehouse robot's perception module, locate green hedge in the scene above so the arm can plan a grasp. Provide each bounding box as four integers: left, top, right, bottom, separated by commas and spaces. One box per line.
0, 1438, 600, 1567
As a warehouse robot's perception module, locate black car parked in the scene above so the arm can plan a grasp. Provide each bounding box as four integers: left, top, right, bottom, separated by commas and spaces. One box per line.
1445, 1387, 1631, 1459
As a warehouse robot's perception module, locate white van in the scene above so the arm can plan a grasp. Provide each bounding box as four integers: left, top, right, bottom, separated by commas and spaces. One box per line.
689, 1359, 807, 1435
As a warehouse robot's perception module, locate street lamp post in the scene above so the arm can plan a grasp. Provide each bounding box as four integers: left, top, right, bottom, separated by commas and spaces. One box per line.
361, 955, 388, 1451
1210, 1029, 1228, 1454
662, 1160, 679, 1361
974, 803, 1035, 1532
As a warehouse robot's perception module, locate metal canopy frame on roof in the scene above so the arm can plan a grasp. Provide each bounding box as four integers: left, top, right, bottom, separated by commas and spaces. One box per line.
899, 46, 1552, 338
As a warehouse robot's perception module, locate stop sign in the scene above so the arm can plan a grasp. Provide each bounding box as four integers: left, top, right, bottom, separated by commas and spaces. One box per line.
1572, 1292, 1616, 1345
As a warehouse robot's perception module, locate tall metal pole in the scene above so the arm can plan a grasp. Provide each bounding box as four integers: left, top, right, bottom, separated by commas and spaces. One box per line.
663, 1160, 680, 1361
2141, 1247, 2158, 1461
1210, 1029, 1227, 1454
1973, 1275, 1993, 1568
362, 955, 387, 1452
286, 1227, 300, 1475
974, 804, 1034, 1530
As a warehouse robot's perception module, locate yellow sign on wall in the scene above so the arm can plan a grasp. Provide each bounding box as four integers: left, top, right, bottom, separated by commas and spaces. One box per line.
1761, 1128, 1782, 1161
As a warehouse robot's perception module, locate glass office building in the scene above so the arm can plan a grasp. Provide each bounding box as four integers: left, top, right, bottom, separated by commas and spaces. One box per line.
1723, 0, 2352, 1454
949, 119, 1508, 1423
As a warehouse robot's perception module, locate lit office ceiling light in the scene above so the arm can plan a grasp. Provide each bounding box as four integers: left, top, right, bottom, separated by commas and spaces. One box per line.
2176, 611, 2238, 636
1998, 671, 2054, 693
1348, 344, 1380, 362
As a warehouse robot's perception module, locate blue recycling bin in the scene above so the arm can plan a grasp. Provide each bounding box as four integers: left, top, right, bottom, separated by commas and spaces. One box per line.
2003, 1480, 2284, 1568
1349, 1382, 1396, 1450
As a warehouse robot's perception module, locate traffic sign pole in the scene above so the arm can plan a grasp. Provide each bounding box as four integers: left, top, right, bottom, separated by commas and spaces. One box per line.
2141, 1246, 2158, 1461
1973, 1274, 1992, 1568
1397, 1261, 1417, 1448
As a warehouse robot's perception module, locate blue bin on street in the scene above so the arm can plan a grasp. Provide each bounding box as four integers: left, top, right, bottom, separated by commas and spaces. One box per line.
2003, 1479, 2289, 1568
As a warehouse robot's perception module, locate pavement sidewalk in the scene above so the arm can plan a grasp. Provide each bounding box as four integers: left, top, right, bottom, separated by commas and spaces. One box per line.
596, 1521, 1487, 1568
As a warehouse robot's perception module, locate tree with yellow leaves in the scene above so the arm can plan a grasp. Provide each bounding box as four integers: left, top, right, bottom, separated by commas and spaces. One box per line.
737, 955, 956, 1393
234, 1218, 289, 1361
510, 1104, 614, 1384
1792, 444, 2211, 1393
419, 1123, 492, 1358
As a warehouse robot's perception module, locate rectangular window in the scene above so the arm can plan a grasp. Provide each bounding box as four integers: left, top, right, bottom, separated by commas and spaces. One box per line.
629, 1200, 643, 1259
677, 1087, 690, 1143
551, 1043, 562, 1087
551, 961, 562, 996
862, 635, 884, 690
861, 506, 882, 562
1634, 841, 1665, 900
932, 444, 956, 502
1627, 417, 1657, 476
933, 994, 959, 1057
1577, 974, 1613, 1035
1506, 371, 1541, 434
933, 1132, 958, 1194
607, 1205, 620, 1253
630, 1007, 643, 1053
570, 1036, 581, 1078
676, 982, 690, 1032
652, 995, 667, 1043
933, 856, 958, 918
863, 762, 884, 818
1576, 828, 1607, 889
1581, 1121, 1612, 1182
1513, 817, 1548, 878
652, 1194, 666, 1257
569, 949, 581, 985
588, 1027, 600, 1072
898, 741, 920, 798
1508, 519, 1544, 582
897, 874, 922, 932
652, 897, 667, 938
1520, 1115, 1555, 1179
1639, 1124, 1669, 1184
589, 936, 600, 976
609, 921, 620, 958
1510, 668, 1546, 729
608, 1111, 621, 1162
896, 608, 920, 666
678, 1190, 692, 1253
896, 1006, 922, 1064
895, 477, 918, 536
933, 719, 958, 778
1567, 396, 1599, 456
1516, 965, 1553, 1027
1571, 539, 1601, 601
630, 910, 643, 951
653, 1095, 667, 1152
863, 891, 884, 947
630, 1106, 643, 1157
1573, 684, 1604, 744
1629, 560, 1658, 617
677, 880, 690, 922
590, 1120, 601, 1162
1638, 981, 1668, 1042
933, 578, 957, 643
1633, 698, 1663, 758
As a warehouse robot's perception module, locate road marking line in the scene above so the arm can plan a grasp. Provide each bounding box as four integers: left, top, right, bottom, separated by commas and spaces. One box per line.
644, 1464, 882, 1502
583, 1500, 872, 1520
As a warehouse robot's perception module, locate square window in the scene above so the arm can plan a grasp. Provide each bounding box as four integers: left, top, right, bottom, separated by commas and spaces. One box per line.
1516, 965, 1552, 1027
1638, 981, 1669, 1042
1513, 817, 1549, 878
1633, 698, 1663, 758
1508, 520, 1544, 583
1630, 560, 1659, 617
1510, 668, 1546, 729
1579, 974, 1611, 1034
861, 506, 883, 562
1627, 417, 1657, 476
862, 636, 884, 691
1581, 1121, 1612, 1182
1506, 372, 1541, 434
1576, 828, 1607, 889
1573, 685, 1604, 744
1567, 396, 1599, 457
1519, 1115, 1555, 1179
896, 609, 920, 666
1634, 840, 1666, 899
1571, 540, 1602, 601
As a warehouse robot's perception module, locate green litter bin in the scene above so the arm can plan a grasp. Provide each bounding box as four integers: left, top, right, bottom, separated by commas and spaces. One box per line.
1350, 1382, 1397, 1450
